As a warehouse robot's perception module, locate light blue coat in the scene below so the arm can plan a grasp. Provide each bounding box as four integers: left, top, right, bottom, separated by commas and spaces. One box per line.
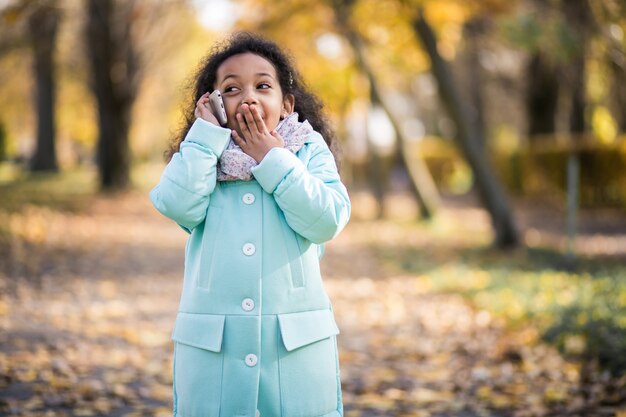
149, 118, 351, 417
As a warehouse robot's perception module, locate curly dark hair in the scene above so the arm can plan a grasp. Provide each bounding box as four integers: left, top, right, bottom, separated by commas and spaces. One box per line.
166, 32, 338, 162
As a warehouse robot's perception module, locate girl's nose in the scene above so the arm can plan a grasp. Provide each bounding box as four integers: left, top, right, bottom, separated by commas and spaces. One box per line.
241, 88, 259, 106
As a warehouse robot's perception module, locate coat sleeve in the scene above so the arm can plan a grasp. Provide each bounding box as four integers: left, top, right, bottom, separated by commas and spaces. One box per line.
251, 133, 351, 244
149, 118, 231, 233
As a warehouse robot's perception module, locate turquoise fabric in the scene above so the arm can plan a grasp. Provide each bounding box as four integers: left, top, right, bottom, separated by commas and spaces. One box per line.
150, 119, 350, 417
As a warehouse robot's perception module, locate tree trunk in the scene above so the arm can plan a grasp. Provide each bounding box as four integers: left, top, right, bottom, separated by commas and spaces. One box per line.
462, 16, 488, 151
562, 0, 594, 137
86, 0, 140, 191
0, 121, 7, 162
330, 0, 440, 219
526, 52, 560, 137
413, 9, 519, 248
366, 149, 388, 219
569, 55, 587, 136
28, 4, 60, 172
610, 57, 626, 133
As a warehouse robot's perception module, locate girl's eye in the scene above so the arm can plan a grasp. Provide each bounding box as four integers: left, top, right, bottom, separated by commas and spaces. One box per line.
223, 86, 239, 93
257, 83, 271, 89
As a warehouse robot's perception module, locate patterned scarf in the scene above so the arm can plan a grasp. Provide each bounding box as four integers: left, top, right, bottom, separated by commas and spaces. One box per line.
216, 112, 312, 181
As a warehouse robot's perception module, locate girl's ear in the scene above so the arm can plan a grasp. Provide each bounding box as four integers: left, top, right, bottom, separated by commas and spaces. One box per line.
282, 94, 295, 115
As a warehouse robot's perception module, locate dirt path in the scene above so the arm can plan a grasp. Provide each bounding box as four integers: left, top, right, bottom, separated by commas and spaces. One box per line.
0, 191, 620, 416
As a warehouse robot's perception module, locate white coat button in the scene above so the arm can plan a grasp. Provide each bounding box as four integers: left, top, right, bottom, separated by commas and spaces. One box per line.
243, 243, 256, 256
245, 354, 258, 367
256, 410, 260, 417
241, 298, 255, 311
242, 193, 255, 204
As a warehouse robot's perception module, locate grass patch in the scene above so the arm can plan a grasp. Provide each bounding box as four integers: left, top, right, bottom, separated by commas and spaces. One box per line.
0, 161, 164, 213
363, 216, 626, 376
0, 164, 97, 214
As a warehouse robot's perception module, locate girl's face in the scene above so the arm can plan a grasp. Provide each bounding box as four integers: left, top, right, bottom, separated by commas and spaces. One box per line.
214, 53, 294, 136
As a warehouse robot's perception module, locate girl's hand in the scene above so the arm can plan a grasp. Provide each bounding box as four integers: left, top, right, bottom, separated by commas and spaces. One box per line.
194, 92, 220, 126
232, 104, 284, 163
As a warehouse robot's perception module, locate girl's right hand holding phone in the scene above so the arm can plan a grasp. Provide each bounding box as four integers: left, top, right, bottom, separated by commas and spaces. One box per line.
194, 92, 220, 126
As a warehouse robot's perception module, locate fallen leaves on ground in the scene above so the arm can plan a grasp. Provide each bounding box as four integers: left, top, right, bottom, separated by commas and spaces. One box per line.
0, 191, 625, 416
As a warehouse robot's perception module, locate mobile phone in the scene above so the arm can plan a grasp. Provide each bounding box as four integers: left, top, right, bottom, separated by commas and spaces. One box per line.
208, 90, 228, 126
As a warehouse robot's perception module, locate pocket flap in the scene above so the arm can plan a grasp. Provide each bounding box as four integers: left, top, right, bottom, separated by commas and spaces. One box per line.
278, 309, 339, 352
171, 312, 225, 352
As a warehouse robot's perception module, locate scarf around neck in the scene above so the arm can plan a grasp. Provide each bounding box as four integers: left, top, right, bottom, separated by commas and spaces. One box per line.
216, 112, 312, 182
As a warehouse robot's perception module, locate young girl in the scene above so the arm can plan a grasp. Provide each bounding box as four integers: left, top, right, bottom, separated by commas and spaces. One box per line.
150, 32, 350, 417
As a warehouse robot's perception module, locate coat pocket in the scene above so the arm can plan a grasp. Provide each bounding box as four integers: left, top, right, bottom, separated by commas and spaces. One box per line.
277, 309, 340, 417
171, 313, 225, 417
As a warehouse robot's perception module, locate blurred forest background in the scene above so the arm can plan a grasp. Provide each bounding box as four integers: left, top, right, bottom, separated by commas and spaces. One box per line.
0, 0, 625, 416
